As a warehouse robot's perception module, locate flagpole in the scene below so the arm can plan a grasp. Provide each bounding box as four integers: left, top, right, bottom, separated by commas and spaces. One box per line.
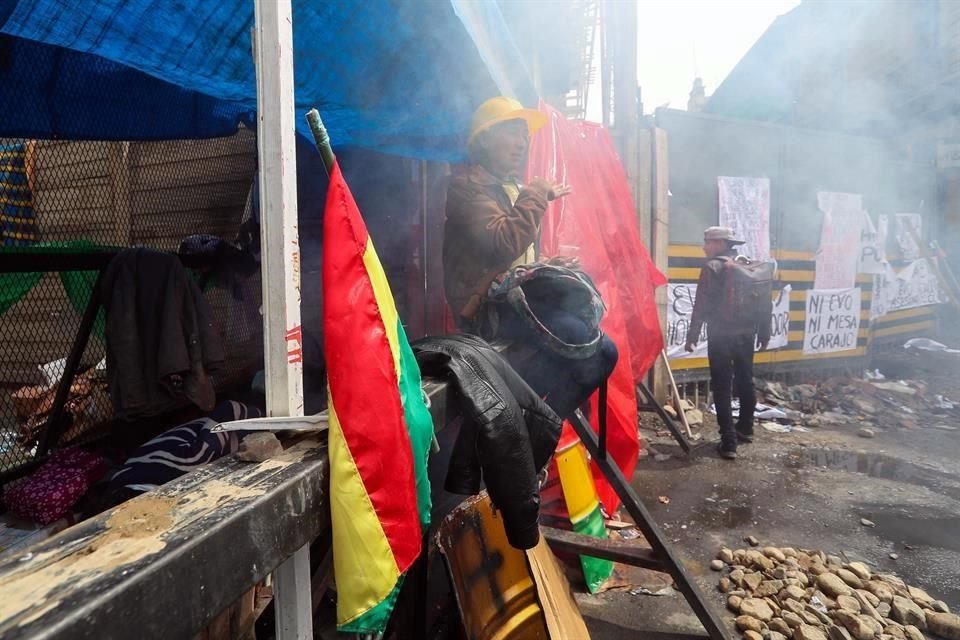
305, 109, 336, 175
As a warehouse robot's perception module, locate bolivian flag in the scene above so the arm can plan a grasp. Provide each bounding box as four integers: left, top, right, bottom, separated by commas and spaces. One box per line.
323, 162, 434, 633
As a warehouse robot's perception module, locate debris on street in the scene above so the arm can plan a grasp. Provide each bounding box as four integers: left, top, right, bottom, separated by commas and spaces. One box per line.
713, 545, 958, 640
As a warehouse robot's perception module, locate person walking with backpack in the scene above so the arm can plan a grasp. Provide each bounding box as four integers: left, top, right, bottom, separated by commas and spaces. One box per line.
685, 227, 773, 460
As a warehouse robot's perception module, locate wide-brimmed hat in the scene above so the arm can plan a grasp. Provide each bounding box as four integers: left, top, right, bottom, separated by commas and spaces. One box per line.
468, 96, 548, 146
703, 226, 745, 245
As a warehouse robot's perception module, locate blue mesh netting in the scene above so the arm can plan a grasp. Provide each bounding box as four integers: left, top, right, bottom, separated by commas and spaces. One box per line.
0, 0, 535, 160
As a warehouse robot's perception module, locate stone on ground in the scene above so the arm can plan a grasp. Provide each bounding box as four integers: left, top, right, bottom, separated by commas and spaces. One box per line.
818, 573, 854, 598
847, 562, 872, 582
711, 559, 726, 571
736, 616, 765, 633
926, 611, 960, 640
783, 585, 808, 602
783, 612, 806, 629
718, 547, 735, 564
741, 598, 776, 622
891, 596, 927, 629
828, 625, 854, 640
770, 619, 794, 635
836, 596, 862, 613
933, 602, 952, 614
746, 535, 760, 547
728, 595, 743, 612
903, 626, 925, 640
744, 631, 764, 640
744, 572, 764, 592
857, 428, 876, 439
836, 568, 865, 589
906, 586, 934, 608
795, 625, 829, 640
865, 581, 896, 604
757, 580, 785, 597
764, 547, 788, 562
833, 610, 879, 640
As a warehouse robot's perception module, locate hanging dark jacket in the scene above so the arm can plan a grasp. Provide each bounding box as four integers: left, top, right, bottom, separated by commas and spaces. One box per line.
413, 334, 561, 550
101, 248, 224, 419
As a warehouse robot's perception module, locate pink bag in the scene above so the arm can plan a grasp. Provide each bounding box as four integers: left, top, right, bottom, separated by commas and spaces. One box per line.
3, 448, 106, 525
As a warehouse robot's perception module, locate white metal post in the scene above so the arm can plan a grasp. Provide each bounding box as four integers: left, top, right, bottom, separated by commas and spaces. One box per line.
252, 0, 312, 638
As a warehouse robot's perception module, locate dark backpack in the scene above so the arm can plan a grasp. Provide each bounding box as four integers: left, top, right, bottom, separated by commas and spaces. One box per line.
716, 255, 774, 325
484, 263, 606, 360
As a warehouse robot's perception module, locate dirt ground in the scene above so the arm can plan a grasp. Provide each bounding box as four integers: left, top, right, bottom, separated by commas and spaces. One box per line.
580, 349, 960, 638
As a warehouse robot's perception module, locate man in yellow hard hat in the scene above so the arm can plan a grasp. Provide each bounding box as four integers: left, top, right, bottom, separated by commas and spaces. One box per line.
443, 96, 569, 324
442, 97, 618, 422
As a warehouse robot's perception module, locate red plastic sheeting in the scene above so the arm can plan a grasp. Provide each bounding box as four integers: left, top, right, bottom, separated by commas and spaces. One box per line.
528, 103, 667, 513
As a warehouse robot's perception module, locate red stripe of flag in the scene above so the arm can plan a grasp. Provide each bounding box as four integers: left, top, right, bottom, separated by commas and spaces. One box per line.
323, 163, 421, 569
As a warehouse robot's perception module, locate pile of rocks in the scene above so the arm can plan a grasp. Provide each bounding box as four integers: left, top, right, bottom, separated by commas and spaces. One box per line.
712, 543, 959, 640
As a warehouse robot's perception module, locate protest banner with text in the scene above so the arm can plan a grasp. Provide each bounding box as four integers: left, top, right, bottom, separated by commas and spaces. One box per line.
666, 283, 791, 359
803, 288, 862, 355
718, 176, 771, 262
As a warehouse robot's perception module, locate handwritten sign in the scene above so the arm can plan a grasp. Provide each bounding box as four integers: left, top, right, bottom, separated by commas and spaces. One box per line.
859, 212, 888, 275
895, 213, 922, 261
803, 288, 862, 355
666, 283, 791, 359
872, 260, 942, 319
815, 192, 863, 289
718, 176, 770, 262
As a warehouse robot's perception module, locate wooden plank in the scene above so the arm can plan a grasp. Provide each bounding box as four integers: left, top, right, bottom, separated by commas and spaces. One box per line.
0, 439, 329, 640
33, 186, 112, 214
131, 154, 254, 190
132, 132, 255, 167
129, 181, 250, 214
650, 127, 670, 402
108, 142, 132, 246
253, 1, 307, 637
540, 526, 663, 571
525, 536, 591, 640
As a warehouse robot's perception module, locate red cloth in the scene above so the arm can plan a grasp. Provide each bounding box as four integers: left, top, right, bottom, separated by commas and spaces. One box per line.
528, 103, 667, 513
3, 448, 106, 525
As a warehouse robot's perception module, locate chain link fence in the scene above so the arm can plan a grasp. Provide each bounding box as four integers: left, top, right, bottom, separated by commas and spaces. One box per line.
0, 128, 259, 480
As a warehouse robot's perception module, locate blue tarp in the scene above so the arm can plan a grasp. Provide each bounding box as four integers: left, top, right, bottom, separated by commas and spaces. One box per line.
0, 0, 536, 160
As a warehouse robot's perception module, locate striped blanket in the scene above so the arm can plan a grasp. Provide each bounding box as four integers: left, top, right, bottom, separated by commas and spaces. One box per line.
108, 401, 261, 495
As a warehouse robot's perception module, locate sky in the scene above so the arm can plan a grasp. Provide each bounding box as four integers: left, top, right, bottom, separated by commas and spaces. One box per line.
628, 0, 800, 114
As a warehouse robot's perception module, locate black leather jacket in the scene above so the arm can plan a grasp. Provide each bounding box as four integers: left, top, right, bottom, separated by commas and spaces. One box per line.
413, 334, 561, 549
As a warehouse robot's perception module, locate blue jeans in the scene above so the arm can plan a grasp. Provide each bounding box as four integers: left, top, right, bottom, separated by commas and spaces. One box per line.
495, 305, 618, 421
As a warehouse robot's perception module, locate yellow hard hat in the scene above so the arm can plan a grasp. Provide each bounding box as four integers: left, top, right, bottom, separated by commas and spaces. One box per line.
468, 96, 548, 146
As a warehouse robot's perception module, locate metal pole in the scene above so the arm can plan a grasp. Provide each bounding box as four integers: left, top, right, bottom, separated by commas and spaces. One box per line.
305, 109, 336, 174
253, 0, 310, 638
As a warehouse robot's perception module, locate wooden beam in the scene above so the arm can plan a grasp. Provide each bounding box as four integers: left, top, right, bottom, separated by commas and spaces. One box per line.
0, 440, 329, 640
253, 0, 309, 637
540, 526, 665, 571
108, 142, 131, 246
650, 127, 671, 402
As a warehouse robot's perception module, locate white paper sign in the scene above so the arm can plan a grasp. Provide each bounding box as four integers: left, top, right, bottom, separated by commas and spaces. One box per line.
815, 192, 864, 289
666, 283, 791, 359
718, 176, 771, 262
803, 288, 862, 355
873, 260, 942, 316
859, 212, 887, 275
768, 285, 792, 351
895, 213, 922, 261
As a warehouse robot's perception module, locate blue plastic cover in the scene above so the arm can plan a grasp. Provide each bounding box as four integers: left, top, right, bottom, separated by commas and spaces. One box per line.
0, 0, 535, 160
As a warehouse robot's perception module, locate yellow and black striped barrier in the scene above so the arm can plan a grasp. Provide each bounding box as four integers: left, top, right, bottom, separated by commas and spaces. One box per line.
665, 245, 936, 372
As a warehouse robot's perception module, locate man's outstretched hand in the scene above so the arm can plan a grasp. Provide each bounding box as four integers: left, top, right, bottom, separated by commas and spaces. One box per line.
529, 178, 572, 201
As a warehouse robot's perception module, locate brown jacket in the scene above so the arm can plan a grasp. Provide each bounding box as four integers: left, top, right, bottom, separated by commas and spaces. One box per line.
443, 165, 549, 323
